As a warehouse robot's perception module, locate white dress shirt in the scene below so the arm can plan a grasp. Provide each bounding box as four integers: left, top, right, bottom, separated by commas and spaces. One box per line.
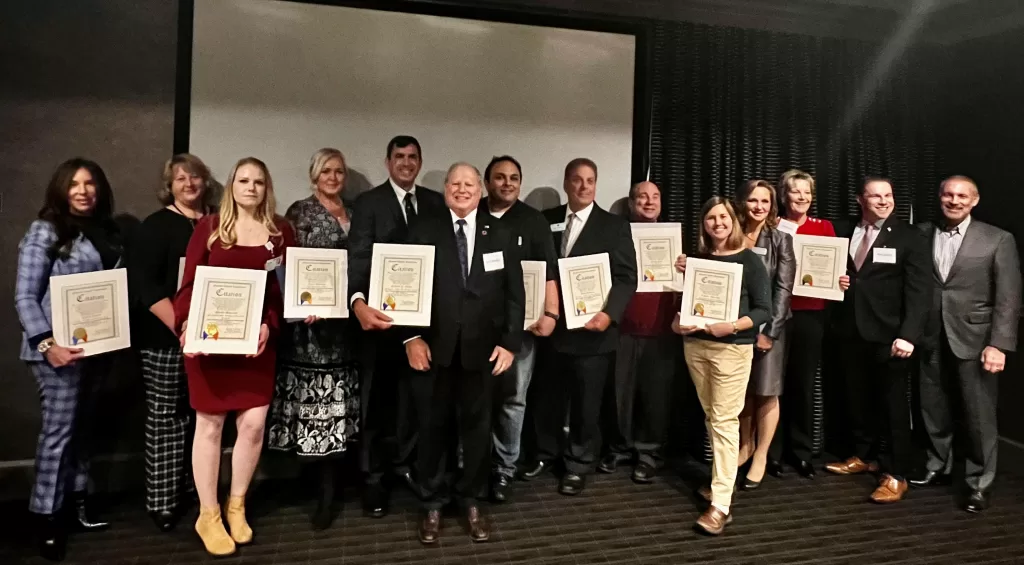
452, 208, 477, 275
563, 201, 595, 256
934, 215, 971, 281
391, 178, 418, 223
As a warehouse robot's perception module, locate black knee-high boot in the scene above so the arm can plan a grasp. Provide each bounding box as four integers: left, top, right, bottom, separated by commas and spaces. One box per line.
311, 460, 337, 530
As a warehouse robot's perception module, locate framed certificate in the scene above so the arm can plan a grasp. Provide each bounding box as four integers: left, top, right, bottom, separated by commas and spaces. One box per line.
791, 234, 849, 301
367, 243, 435, 327
522, 260, 546, 330
183, 266, 267, 355
49, 268, 131, 356
678, 257, 743, 327
283, 247, 349, 319
558, 253, 612, 330
631, 222, 684, 293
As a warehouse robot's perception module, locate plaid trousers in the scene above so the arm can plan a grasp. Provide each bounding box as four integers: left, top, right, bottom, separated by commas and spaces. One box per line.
139, 348, 193, 512
28, 361, 95, 516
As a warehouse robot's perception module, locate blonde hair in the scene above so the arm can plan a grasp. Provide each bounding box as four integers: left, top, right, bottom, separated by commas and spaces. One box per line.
445, 161, 483, 185
777, 169, 816, 211
208, 157, 281, 249
308, 147, 346, 192
158, 153, 220, 208
735, 179, 779, 231
697, 196, 745, 255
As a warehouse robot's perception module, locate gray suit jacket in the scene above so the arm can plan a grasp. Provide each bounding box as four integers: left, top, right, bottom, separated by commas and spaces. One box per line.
919, 219, 1021, 359
754, 227, 795, 340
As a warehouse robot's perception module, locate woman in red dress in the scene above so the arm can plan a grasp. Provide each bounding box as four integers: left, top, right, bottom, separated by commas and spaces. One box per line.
174, 157, 294, 557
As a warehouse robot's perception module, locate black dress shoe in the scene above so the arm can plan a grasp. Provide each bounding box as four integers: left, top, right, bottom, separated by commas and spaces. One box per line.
597, 453, 627, 474
37, 514, 66, 562
72, 492, 109, 532
964, 490, 989, 513
492, 474, 511, 503
519, 460, 549, 481
794, 460, 816, 479
149, 510, 178, 532
558, 472, 586, 495
766, 459, 785, 479
631, 462, 655, 484
362, 484, 389, 518
909, 470, 952, 487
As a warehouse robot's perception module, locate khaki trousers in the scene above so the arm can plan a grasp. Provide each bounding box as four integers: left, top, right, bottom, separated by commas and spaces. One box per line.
683, 338, 753, 512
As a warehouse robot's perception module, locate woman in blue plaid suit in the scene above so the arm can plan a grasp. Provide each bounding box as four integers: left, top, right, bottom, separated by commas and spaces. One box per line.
15, 158, 123, 561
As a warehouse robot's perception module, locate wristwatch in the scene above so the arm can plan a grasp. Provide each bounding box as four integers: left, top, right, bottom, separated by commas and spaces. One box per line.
37, 337, 56, 354
544, 311, 560, 321
731, 322, 739, 334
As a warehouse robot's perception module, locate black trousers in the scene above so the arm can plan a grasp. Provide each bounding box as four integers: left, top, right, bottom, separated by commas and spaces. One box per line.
604, 334, 678, 468
770, 310, 825, 463
919, 329, 999, 492
837, 334, 914, 478
418, 351, 493, 509
534, 352, 613, 475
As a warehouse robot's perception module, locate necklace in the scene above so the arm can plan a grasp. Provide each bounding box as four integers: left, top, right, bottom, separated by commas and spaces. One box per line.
171, 203, 205, 228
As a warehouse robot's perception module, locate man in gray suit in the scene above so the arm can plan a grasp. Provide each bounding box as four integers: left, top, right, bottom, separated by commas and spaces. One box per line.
911, 176, 1021, 513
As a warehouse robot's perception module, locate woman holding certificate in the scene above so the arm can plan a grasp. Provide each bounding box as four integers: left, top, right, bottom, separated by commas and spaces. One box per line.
733, 180, 795, 489
128, 154, 218, 532
174, 157, 295, 557
267, 148, 360, 530
15, 158, 121, 560
672, 196, 771, 535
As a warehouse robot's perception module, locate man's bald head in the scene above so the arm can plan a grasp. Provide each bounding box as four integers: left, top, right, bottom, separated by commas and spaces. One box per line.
629, 181, 662, 222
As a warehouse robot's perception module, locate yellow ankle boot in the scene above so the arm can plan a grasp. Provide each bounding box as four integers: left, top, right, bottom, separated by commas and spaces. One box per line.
195, 505, 236, 557
224, 495, 253, 544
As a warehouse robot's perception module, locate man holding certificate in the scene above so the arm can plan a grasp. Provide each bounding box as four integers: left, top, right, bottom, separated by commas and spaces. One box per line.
401, 162, 524, 544
523, 158, 637, 496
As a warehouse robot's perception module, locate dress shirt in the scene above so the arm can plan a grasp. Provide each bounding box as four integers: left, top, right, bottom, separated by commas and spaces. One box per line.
391, 178, 418, 223
563, 201, 595, 256
452, 208, 477, 275
934, 214, 971, 281
849, 217, 887, 260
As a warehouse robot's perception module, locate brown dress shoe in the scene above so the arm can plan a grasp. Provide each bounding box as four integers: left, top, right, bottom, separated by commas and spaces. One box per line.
466, 506, 490, 542
870, 475, 908, 504
694, 506, 733, 536
824, 457, 879, 475
418, 510, 441, 545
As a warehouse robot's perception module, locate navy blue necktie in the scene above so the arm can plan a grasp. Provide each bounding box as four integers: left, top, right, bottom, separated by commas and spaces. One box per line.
455, 219, 469, 284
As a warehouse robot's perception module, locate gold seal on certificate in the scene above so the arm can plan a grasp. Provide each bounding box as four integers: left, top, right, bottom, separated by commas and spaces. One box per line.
49, 268, 132, 355
678, 257, 743, 327
558, 253, 613, 330
367, 243, 435, 327
521, 260, 546, 330
283, 248, 349, 319
184, 266, 267, 354
791, 234, 849, 301
631, 222, 683, 292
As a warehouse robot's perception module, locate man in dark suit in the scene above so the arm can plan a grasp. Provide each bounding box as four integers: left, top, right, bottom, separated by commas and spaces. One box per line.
403, 162, 524, 544
825, 176, 932, 504
910, 176, 1021, 513
521, 158, 637, 495
347, 135, 446, 517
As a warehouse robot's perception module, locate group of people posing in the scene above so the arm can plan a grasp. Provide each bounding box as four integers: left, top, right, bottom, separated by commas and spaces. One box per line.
14, 135, 1020, 561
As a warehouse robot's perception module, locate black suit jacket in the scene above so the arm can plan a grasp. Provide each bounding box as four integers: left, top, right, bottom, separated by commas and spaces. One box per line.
347, 182, 446, 303
543, 204, 637, 355
833, 215, 933, 345
406, 210, 525, 371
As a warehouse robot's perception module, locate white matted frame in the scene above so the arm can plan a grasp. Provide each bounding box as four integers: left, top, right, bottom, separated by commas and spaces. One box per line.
183, 266, 267, 355
521, 260, 546, 330
50, 268, 131, 356
283, 247, 349, 319
678, 257, 743, 327
631, 222, 684, 293
558, 253, 612, 330
367, 243, 435, 327
791, 234, 849, 301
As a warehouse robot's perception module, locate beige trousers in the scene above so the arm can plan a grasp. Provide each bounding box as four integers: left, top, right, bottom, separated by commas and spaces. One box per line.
683, 338, 754, 512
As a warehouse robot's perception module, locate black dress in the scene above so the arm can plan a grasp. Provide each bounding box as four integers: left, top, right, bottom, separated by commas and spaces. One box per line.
267, 196, 360, 458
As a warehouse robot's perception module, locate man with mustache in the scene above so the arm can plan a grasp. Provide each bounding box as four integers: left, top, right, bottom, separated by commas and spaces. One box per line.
825, 176, 933, 504
911, 176, 1020, 513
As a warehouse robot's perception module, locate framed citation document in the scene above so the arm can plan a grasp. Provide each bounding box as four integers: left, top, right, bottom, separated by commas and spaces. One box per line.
367, 243, 434, 327
558, 253, 612, 330
791, 234, 849, 301
49, 268, 131, 356
183, 266, 267, 355
631, 222, 684, 293
521, 260, 546, 330
283, 247, 349, 319
678, 257, 743, 327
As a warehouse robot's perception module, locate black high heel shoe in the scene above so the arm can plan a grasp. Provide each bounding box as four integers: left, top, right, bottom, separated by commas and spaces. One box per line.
37, 513, 66, 562
149, 509, 178, 532
72, 492, 110, 532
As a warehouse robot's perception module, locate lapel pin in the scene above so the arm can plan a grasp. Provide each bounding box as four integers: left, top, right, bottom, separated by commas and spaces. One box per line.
886, 227, 891, 232
481, 230, 487, 235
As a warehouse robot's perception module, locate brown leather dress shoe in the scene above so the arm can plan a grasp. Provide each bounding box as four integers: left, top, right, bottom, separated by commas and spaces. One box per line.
466, 506, 489, 542
824, 457, 879, 475
418, 510, 441, 544
870, 475, 908, 503
694, 506, 733, 536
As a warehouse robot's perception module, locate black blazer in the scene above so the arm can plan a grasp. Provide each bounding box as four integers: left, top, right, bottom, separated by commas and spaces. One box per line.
833, 215, 933, 345
406, 210, 525, 371
347, 182, 446, 303
543, 204, 637, 355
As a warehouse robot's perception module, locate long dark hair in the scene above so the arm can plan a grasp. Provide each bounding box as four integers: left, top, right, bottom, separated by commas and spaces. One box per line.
38, 158, 116, 259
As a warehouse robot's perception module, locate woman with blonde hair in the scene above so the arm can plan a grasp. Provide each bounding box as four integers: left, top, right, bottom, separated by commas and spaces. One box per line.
174, 157, 295, 556
672, 196, 771, 535
267, 148, 360, 530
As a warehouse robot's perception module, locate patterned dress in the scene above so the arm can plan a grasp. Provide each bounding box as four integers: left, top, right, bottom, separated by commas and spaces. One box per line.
267, 196, 360, 458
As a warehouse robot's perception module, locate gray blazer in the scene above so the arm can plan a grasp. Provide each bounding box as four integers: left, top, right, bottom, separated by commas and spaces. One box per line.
919, 219, 1021, 358
754, 227, 795, 340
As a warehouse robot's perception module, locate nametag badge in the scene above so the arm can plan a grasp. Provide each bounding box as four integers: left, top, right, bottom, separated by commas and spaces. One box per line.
518, 236, 523, 247
776, 219, 798, 237
873, 248, 896, 264
752, 247, 768, 256
483, 251, 505, 272
550, 222, 567, 233
265, 255, 283, 271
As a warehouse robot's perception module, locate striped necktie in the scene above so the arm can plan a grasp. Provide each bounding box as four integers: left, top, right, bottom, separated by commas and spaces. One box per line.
560, 213, 576, 258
